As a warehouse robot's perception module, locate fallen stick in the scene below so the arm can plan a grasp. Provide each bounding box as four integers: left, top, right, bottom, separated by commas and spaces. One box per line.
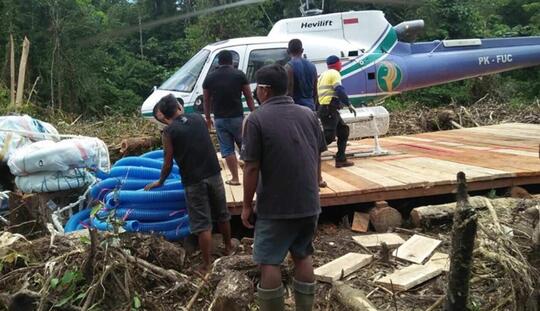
123, 251, 189, 285
186, 272, 209, 311
332, 281, 378, 311
425, 295, 444, 311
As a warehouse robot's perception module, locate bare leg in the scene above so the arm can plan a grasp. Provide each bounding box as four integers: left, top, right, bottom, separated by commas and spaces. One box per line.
225, 154, 240, 184
259, 264, 283, 289
198, 229, 212, 272
292, 256, 315, 283
217, 221, 233, 255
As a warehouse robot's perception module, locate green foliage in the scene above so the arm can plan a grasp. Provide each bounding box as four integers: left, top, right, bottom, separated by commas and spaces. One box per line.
49, 268, 86, 308
0, 0, 539, 115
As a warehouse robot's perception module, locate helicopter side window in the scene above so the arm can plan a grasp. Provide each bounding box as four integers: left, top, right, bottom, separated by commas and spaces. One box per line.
246, 48, 290, 83
209, 51, 240, 72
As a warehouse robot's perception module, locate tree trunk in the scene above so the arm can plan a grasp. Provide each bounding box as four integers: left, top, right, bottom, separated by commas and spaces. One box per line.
410, 196, 488, 227
15, 37, 30, 108
119, 137, 160, 156
444, 172, 478, 311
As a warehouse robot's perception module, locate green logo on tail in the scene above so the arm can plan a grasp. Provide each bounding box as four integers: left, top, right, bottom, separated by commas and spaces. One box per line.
377, 61, 402, 92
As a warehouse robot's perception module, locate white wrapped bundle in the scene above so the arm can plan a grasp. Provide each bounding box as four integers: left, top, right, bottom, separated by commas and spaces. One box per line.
15, 169, 95, 193
0, 115, 59, 162
8, 137, 110, 176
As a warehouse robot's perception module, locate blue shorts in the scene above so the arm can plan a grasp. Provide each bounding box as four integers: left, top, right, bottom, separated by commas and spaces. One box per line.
253, 215, 319, 265
215, 116, 243, 158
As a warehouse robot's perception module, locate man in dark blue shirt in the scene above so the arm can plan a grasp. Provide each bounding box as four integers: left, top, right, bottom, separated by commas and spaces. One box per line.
285, 39, 319, 111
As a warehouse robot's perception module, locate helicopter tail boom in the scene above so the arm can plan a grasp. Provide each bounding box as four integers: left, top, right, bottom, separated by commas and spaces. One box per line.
401, 36, 540, 91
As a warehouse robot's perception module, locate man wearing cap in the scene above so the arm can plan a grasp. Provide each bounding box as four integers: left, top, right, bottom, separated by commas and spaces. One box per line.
241, 64, 326, 311
317, 55, 356, 168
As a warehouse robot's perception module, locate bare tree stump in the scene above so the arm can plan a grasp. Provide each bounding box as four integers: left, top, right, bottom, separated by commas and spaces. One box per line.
444, 172, 478, 311
209, 271, 254, 311
369, 202, 402, 232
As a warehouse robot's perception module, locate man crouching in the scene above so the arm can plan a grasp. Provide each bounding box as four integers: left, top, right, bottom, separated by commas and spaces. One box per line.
146, 94, 233, 273
241, 64, 326, 311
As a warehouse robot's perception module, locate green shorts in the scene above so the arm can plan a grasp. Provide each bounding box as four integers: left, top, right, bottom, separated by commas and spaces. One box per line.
253, 215, 319, 265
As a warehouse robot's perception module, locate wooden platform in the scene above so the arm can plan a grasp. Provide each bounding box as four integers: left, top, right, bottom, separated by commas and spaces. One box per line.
220, 123, 540, 214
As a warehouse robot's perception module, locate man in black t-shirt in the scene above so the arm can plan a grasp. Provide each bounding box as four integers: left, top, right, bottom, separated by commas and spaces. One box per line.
241, 64, 326, 311
203, 50, 255, 186
145, 94, 233, 273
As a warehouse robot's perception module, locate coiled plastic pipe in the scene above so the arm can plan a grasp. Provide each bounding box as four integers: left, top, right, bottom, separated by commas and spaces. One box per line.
114, 157, 179, 175
106, 200, 185, 210
140, 150, 164, 159
98, 208, 186, 222
105, 189, 185, 204
90, 179, 183, 201
136, 215, 189, 231
64, 208, 91, 233
107, 166, 179, 180
91, 216, 139, 232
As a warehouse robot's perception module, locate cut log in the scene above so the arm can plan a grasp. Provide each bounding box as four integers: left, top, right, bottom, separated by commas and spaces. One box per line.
209, 271, 254, 311
369, 205, 402, 233
352, 212, 370, 233
392, 234, 441, 264
352, 233, 405, 248
410, 196, 488, 227
376, 264, 442, 291
119, 137, 160, 155
315, 253, 373, 283
332, 281, 378, 311
509, 186, 532, 199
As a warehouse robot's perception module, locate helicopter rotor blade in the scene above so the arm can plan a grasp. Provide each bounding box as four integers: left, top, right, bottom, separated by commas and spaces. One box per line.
338, 0, 424, 5
79, 0, 265, 46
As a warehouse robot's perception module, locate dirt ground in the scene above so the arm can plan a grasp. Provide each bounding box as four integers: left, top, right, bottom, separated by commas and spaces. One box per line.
1, 194, 538, 310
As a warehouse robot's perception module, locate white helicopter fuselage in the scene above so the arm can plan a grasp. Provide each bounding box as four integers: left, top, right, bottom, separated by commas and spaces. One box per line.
141, 10, 390, 119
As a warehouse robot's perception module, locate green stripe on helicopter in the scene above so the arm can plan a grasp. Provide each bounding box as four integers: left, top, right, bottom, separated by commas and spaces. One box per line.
340, 27, 398, 77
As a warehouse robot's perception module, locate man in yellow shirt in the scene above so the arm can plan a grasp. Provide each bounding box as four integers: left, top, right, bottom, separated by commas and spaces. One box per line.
317, 55, 356, 168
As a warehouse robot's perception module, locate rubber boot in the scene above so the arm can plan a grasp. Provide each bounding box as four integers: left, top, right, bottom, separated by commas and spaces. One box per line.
293, 278, 315, 311
257, 284, 285, 311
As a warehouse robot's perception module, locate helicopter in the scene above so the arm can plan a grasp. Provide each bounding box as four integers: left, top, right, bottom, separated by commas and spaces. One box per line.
140, 1, 540, 136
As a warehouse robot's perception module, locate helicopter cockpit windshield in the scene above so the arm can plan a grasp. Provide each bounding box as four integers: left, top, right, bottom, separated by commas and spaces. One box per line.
159, 49, 210, 93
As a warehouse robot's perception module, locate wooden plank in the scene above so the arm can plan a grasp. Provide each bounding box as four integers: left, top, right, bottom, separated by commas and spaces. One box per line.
493, 149, 538, 158
315, 253, 373, 283
352, 233, 405, 248
376, 264, 442, 291
321, 162, 381, 190
343, 165, 405, 188
351, 212, 370, 233
424, 252, 450, 273
320, 171, 361, 196
392, 234, 441, 264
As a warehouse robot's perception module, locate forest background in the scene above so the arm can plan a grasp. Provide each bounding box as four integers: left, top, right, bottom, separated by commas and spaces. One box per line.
0, 0, 539, 117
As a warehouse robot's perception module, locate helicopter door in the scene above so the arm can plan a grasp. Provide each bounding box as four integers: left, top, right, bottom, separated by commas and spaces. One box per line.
193, 46, 246, 113
245, 46, 290, 95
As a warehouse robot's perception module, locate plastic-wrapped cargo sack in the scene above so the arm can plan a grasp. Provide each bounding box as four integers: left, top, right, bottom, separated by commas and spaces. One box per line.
8, 137, 110, 176
15, 169, 95, 193
0, 115, 59, 162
